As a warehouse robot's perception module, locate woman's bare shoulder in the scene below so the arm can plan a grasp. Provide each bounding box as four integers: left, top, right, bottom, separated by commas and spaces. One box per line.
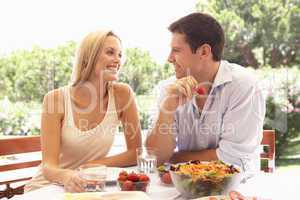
112, 82, 135, 111
43, 87, 65, 115
112, 82, 133, 98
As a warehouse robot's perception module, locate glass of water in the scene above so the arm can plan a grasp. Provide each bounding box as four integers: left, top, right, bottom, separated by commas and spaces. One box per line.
136, 147, 157, 174
79, 163, 107, 192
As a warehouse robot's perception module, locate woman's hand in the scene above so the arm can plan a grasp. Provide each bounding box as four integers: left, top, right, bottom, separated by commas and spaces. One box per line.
63, 170, 86, 193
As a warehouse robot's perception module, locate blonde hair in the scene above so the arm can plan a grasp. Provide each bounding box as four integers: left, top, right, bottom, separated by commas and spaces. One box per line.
71, 30, 120, 86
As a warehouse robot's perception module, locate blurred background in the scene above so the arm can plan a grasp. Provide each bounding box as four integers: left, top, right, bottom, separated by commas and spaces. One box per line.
0, 0, 299, 172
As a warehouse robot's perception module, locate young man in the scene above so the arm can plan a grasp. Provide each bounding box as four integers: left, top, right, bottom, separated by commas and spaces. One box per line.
146, 12, 265, 172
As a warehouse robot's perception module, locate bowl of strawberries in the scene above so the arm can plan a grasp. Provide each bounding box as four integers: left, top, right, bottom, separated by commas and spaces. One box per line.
117, 171, 150, 192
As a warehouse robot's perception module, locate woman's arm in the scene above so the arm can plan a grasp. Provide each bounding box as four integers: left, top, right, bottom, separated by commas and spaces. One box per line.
41, 89, 85, 192
89, 83, 142, 167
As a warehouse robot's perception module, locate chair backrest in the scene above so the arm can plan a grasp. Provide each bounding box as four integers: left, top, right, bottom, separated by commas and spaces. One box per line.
0, 135, 41, 199
260, 130, 275, 173
0, 136, 41, 172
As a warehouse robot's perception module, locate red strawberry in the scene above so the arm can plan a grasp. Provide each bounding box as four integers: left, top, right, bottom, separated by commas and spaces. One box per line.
140, 182, 148, 192
127, 172, 139, 182
117, 174, 127, 182
122, 180, 134, 191
195, 86, 206, 95
139, 174, 150, 182
161, 172, 172, 184
119, 170, 128, 177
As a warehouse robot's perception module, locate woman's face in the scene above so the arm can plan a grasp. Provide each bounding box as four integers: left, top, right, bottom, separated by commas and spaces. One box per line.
94, 36, 122, 82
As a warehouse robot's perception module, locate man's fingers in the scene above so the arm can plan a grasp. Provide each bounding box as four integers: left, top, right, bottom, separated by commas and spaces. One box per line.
175, 82, 188, 97
166, 75, 198, 99
186, 76, 198, 87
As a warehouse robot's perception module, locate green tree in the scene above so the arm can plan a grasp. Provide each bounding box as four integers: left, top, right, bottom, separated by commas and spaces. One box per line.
0, 41, 75, 102
196, 0, 300, 68
119, 48, 161, 95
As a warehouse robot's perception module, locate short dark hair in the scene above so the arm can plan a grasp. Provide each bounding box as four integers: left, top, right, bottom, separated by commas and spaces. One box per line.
168, 12, 224, 61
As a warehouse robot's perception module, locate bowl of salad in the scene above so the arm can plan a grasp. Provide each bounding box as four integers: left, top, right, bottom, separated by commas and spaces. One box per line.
169, 160, 241, 199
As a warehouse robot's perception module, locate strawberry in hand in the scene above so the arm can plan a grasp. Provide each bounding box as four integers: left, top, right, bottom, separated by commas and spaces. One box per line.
194, 86, 206, 96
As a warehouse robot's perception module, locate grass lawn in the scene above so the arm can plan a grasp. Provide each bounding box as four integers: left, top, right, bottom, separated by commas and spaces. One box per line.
276, 135, 300, 170
276, 165, 300, 173
283, 137, 300, 158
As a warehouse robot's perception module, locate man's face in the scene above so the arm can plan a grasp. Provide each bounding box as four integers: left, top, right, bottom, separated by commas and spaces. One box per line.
167, 32, 200, 79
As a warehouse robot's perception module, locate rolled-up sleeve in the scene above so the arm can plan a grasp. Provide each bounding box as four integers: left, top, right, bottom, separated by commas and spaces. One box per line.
216, 81, 266, 172
149, 77, 176, 127
148, 77, 178, 145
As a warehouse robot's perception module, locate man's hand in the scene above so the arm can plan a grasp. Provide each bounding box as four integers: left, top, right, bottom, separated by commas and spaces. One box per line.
162, 76, 198, 113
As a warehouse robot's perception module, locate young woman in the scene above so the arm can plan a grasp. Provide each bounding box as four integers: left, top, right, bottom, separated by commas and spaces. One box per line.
25, 30, 142, 193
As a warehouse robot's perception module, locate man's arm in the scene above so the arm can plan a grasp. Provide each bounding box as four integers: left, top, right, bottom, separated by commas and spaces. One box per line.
171, 81, 265, 169
216, 81, 266, 172
146, 76, 198, 165
145, 96, 177, 165
170, 149, 218, 163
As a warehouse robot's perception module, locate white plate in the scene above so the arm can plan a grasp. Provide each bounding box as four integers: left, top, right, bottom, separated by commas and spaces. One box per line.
193, 195, 230, 200
64, 191, 151, 200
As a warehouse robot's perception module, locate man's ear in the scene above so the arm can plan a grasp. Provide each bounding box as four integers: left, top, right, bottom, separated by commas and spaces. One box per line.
196, 44, 212, 59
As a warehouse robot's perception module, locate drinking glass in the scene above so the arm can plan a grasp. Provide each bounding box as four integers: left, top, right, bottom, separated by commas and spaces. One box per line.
79, 163, 107, 192
136, 147, 157, 174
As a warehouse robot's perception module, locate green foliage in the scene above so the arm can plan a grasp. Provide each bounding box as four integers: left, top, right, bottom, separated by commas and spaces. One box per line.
139, 111, 151, 130
0, 43, 175, 135
0, 98, 40, 135
264, 96, 300, 159
196, 0, 300, 68
262, 67, 300, 159
136, 95, 156, 130
0, 42, 174, 101
0, 42, 76, 102
120, 48, 173, 95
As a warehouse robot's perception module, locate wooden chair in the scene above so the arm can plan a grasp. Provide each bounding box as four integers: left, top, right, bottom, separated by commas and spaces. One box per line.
260, 130, 275, 173
0, 136, 41, 199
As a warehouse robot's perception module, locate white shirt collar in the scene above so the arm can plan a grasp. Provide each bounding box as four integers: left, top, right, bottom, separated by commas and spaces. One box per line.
212, 60, 233, 88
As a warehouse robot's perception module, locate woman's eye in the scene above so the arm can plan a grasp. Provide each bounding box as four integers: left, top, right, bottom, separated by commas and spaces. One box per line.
107, 50, 114, 55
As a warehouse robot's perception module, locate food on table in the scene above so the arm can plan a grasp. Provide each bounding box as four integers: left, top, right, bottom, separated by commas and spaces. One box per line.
117, 171, 150, 192
170, 160, 241, 198
157, 165, 173, 185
